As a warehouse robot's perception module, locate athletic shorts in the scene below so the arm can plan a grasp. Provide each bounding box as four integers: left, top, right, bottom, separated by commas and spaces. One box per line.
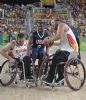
31, 48, 45, 62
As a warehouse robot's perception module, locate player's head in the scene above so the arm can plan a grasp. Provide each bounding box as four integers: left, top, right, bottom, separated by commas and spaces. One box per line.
17, 33, 25, 45
37, 23, 43, 34
51, 17, 63, 30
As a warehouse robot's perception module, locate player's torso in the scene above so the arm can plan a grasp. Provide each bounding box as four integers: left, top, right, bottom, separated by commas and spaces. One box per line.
60, 25, 78, 53
12, 40, 28, 58
32, 32, 48, 48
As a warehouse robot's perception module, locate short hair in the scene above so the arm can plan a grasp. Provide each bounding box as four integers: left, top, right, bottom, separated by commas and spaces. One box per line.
17, 33, 25, 39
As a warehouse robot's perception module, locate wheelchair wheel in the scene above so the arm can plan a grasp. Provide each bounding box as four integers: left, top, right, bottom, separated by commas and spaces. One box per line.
0, 60, 17, 86
64, 58, 86, 91
40, 58, 52, 82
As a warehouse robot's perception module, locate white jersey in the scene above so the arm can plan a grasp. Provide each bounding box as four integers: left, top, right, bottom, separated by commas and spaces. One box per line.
59, 24, 78, 53
12, 40, 28, 58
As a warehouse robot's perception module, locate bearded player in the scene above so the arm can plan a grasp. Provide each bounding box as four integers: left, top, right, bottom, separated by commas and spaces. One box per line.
43, 18, 78, 85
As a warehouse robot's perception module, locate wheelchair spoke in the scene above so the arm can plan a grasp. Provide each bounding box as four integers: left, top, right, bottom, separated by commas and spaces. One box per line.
66, 71, 82, 81
65, 58, 85, 91
0, 60, 17, 86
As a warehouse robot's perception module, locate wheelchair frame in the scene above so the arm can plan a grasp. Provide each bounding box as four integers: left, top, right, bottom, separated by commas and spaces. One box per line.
0, 52, 86, 91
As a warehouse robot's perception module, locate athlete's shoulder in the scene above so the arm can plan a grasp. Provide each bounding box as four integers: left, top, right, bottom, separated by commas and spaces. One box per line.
44, 32, 49, 37
5, 40, 15, 50
32, 31, 37, 34
32, 31, 37, 36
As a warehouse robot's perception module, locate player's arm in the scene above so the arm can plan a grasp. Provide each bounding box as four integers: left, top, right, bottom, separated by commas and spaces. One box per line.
50, 23, 65, 42
44, 24, 65, 47
54, 40, 60, 46
0, 41, 14, 60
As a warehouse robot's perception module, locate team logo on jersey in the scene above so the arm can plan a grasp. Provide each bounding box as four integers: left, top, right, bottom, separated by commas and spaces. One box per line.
16, 48, 27, 53
36, 40, 44, 44
67, 34, 77, 51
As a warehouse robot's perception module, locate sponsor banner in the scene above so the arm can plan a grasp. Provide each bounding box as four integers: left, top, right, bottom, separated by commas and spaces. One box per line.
33, 13, 67, 18
40, 0, 54, 3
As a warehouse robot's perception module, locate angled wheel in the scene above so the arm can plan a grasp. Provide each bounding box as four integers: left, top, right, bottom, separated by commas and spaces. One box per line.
40, 57, 52, 84
0, 60, 17, 86
64, 58, 86, 91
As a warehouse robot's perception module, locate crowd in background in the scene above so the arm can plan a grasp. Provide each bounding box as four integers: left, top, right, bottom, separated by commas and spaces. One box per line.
0, 3, 26, 43
0, 1, 86, 44
0, 4, 26, 18
65, 2, 86, 19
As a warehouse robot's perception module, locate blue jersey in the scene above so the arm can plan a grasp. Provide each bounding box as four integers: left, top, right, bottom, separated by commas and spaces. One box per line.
32, 31, 48, 49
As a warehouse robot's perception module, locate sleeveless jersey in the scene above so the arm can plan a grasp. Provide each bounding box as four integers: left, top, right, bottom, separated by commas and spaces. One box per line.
32, 31, 48, 49
59, 24, 78, 53
12, 40, 28, 58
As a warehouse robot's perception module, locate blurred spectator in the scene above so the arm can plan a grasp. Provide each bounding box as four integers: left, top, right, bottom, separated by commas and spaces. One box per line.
71, 20, 82, 59
0, 2, 85, 46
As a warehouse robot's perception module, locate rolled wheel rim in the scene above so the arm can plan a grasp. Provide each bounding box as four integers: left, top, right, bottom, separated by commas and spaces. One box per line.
64, 58, 86, 91
0, 60, 17, 86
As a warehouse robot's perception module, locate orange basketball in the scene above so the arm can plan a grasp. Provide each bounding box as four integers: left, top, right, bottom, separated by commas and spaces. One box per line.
44, 37, 54, 47
44, 39, 49, 47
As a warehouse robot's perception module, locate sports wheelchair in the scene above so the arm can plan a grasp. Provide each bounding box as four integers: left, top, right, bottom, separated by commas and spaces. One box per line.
0, 51, 85, 91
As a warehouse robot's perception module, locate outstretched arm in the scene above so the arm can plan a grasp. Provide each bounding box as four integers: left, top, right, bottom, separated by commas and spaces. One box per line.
0, 41, 15, 61
44, 23, 65, 46
50, 23, 65, 41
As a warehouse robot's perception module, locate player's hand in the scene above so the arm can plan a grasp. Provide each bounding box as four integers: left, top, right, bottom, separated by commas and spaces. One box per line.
44, 37, 49, 47
44, 37, 54, 47
48, 37, 54, 46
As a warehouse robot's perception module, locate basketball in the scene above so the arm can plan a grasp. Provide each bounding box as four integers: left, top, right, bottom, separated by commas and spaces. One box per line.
44, 37, 54, 47
44, 39, 49, 47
